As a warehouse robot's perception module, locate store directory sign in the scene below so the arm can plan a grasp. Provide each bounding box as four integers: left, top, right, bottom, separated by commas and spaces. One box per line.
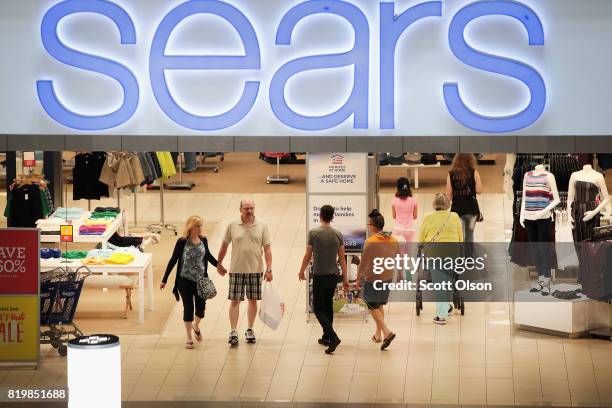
1, 0, 612, 135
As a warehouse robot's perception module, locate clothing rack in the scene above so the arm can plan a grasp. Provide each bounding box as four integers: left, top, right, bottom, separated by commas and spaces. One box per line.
168, 153, 195, 190
147, 181, 177, 236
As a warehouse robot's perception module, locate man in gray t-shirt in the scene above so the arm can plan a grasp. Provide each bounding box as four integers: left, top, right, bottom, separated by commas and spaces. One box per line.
299, 205, 348, 354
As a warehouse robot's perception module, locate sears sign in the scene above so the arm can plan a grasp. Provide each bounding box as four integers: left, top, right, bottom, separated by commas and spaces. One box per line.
37, 0, 546, 133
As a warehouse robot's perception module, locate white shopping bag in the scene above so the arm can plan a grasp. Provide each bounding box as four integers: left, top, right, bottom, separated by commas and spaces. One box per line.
259, 282, 284, 330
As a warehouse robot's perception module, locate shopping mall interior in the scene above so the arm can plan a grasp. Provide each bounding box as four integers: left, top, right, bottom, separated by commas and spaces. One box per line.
1, 151, 611, 406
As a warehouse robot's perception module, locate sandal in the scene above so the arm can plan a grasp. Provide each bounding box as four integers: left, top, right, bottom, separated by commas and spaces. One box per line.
381, 333, 396, 350
193, 328, 202, 342
185, 341, 194, 349
371, 335, 382, 343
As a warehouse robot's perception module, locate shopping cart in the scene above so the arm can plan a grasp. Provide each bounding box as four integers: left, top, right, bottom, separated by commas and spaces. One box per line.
40, 266, 91, 356
414, 247, 465, 316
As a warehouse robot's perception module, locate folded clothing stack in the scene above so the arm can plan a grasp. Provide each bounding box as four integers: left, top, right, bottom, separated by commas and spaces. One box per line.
104, 253, 135, 265
41, 248, 62, 259
87, 248, 115, 258
82, 219, 114, 227
91, 207, 121, 219
36, 218, 65, 235
78, 225, 107, 235
54, 207, 84, 220
82, 257, 106, 265
62, 250, 88, 259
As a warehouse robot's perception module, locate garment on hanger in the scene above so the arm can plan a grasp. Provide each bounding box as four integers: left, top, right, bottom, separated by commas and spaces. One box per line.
137, 153, 155, 185
571, 181, 601, 242
574, 241, 612, 300
72, 152, 110, 200
149, 152, 163, 180
4, 176, 53, 228
155, 152, 177, 179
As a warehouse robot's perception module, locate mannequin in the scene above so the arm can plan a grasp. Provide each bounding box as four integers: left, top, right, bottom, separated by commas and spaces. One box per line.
567, 164, 610, 233
520, 164, 561, 294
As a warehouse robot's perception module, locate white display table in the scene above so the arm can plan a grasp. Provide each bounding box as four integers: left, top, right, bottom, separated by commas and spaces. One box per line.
513, 284, 610, 337
386, 162, 441, 189
39, 211, 124, 248
41, 252, 154, 324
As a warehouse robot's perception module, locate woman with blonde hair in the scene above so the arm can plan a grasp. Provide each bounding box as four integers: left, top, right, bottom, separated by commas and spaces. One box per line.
418, 193, 463, 325
161, 216, 223, 348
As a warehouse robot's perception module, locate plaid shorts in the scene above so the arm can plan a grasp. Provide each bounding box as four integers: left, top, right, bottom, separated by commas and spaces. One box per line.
228, 273, 263, 301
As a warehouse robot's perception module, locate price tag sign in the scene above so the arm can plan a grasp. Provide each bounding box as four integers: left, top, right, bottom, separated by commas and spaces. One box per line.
60, 225, 73, 243
23, 151, 36, 168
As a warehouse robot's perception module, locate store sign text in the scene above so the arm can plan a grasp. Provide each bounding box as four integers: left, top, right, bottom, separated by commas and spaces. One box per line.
38, 0, 546, 133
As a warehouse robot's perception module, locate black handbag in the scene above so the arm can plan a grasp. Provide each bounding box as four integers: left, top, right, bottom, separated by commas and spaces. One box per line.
196, 275, 217, 299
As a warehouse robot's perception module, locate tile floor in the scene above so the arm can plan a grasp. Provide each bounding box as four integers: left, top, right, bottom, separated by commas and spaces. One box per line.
1, 192, 611, 406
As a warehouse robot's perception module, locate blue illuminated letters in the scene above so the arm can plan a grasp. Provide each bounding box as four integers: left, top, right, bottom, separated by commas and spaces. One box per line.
150, 0, 260, 131
37, 0, 139, 131
443, 1, 546, 133
380, 1, 442, 129
270, 1, 369, 131
37, 0, 547, 134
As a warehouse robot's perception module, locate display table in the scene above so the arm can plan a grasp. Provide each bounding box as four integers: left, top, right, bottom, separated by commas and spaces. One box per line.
386, 162, 441, 189
513, 284, 610, 337
39, 211, 124, 248
40, 252, 154, 323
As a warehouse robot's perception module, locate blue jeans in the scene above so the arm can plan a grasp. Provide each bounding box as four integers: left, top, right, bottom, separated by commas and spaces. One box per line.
460, 214, 477, 258
431, 268, 452, 319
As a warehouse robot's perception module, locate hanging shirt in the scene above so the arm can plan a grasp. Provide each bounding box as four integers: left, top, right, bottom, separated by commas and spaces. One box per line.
73, 152, 110, 200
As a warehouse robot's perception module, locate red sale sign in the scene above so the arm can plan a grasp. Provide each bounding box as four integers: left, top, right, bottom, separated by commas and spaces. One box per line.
0, 229, 39, 295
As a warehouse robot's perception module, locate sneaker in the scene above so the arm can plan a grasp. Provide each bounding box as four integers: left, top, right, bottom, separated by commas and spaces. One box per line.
325, 337, 341, 354
228, 330, 238, 347
433, 317, 447, 325
245, 328, 256, 344
318, 337, 330, 346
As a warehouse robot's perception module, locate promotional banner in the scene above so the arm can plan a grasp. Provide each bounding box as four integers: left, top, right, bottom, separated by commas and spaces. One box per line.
0, 296, 39, 363
308, 153, 367, 194
308, 194, 367, 252
0, 229, 40, 295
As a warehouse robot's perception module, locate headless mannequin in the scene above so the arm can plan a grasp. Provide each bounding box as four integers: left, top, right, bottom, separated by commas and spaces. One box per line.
520, 165, 560, 293
567, 165, 610, 224
520, 165, 561, 227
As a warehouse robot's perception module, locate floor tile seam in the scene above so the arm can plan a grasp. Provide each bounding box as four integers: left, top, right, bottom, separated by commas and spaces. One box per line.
251, 240, 306, 402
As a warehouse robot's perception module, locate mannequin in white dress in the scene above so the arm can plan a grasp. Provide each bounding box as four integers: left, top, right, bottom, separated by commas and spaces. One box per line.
520, 164, 560, 293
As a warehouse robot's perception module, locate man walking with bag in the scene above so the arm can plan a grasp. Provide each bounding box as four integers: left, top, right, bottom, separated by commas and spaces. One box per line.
217, 199, 273, 346
299, 205, 348, 354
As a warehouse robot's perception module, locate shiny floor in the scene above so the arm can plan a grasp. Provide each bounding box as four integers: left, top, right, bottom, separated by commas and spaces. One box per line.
1, 192, 611, 406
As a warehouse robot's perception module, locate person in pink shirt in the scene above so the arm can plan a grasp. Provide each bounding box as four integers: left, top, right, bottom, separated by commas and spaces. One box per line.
391, 177, 418, 242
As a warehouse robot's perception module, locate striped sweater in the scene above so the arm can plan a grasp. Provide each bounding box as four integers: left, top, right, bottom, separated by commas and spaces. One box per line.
524, 171, 554, 219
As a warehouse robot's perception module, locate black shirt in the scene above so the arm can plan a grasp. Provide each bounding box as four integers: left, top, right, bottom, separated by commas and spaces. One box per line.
449, 168, 479, 216
73, 152, 110, 200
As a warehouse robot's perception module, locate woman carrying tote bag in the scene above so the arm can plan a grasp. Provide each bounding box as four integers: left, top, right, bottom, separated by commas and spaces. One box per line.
161, 215, 224, 349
